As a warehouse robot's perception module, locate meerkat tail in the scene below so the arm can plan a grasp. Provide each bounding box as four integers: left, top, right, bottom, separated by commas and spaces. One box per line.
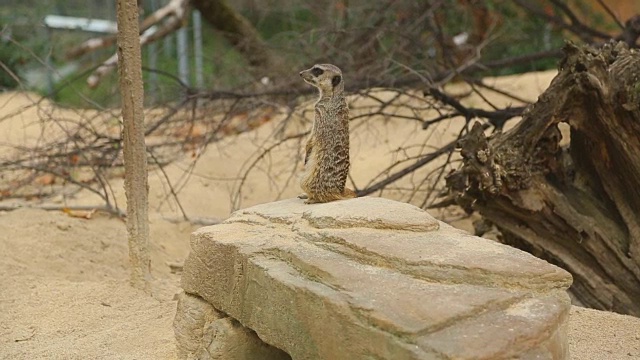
342, 188, 357, 199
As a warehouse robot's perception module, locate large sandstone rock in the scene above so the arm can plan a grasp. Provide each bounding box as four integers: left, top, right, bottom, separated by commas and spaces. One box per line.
176, 197, 573, 359
173, 291, 290, 360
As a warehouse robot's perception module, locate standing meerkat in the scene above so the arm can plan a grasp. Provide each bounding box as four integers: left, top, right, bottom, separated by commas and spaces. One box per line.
298, 64, 357, 204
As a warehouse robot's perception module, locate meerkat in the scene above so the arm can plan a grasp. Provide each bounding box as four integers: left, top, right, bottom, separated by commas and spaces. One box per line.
298, 63, 357, 204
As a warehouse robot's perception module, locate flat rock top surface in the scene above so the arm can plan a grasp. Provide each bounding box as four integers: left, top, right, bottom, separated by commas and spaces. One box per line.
181, 197, 573, 360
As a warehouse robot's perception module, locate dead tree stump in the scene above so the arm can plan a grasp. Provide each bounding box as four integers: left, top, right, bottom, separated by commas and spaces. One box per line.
447, 41, 640, 316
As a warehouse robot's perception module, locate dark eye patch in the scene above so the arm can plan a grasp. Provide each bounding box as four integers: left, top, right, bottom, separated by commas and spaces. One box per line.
332, 75, 341, 87
311, 67, 324, 76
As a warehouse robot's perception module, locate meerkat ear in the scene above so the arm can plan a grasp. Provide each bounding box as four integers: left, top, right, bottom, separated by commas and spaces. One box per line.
332, 75, 342, 87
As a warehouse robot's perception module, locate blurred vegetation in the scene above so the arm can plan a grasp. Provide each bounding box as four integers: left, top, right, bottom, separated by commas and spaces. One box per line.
468, 3, 563, 75
0, 2, 51, 89
0, 0, 622, 107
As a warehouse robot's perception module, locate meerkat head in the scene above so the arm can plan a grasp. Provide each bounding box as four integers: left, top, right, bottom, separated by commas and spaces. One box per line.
299, 64, 344, 98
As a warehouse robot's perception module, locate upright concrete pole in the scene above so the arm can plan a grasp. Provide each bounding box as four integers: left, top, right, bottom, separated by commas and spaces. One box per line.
116, 0, 151, 292
177, 25, 190, 86
147, 0, 160, 103
193, 10, 204, 88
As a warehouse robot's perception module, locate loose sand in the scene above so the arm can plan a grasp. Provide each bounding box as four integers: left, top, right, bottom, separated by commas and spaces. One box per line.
1, 71, 639, 359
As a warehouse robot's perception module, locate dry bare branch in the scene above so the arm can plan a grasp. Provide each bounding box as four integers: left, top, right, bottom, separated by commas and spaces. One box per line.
85, 0, 189, 88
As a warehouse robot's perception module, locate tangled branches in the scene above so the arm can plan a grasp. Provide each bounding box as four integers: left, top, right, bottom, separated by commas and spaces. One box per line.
2, 0, 639, 221
0, 87, 282, 217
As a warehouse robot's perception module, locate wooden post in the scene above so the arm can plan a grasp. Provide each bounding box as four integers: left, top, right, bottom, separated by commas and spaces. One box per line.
116, 0, 151, 292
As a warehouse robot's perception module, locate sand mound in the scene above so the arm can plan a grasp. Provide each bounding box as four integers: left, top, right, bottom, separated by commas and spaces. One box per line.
0, 209, 192, 359
2, 278, 176, 359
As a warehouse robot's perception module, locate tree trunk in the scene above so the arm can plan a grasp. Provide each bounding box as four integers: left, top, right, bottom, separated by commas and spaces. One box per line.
117, 0, 151, 292
446, 41, 640, 316
191, 0, 280, 69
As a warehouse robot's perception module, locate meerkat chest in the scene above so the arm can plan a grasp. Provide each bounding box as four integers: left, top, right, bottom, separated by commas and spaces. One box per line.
314, 102, 348, 131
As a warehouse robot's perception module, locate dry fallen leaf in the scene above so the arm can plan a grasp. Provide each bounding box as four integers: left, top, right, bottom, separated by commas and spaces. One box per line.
68, 154, 80, 165
62, 208, 97, 219
34, 174, 56, 186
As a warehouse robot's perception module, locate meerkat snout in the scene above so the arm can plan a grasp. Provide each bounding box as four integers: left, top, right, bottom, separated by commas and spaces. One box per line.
300, 64, 344, 93
299, 67, 318, 84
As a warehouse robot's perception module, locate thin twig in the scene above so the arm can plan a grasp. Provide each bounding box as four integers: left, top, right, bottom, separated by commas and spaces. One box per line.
595, 0, 624, 30
0, 204, 126, 217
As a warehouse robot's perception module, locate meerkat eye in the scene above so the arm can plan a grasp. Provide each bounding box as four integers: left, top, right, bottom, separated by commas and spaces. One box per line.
311, 67, 324, 76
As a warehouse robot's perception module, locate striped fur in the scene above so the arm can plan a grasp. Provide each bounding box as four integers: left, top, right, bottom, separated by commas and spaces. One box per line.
299, 64, 357, 204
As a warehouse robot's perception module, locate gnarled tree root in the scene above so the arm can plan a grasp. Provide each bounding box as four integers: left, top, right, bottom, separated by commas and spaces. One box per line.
447, 41, 640, 316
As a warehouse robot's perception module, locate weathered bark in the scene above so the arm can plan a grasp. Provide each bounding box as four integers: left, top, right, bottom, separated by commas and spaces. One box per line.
117, 0, 151, 292
191, 0, 280, 69
447, 41, 640, 316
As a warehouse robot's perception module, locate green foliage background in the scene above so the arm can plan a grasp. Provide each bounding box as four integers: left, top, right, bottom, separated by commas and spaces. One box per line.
0, 0, 612, 107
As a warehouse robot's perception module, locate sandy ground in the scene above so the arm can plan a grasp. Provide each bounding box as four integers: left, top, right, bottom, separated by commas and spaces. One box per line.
1, 209, 639, 360
1, 71, 639, 359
